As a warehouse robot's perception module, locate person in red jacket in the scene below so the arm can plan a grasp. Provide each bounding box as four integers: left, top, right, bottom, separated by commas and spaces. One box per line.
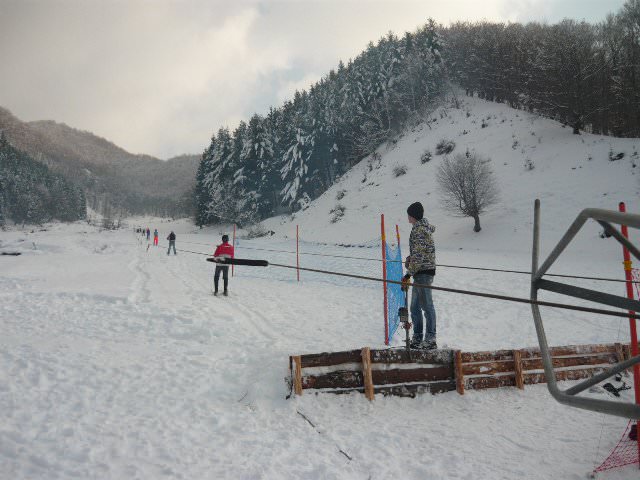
212, 234, 234, 296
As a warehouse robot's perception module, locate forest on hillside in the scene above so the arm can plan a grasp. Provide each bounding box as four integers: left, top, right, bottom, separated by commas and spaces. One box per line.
0, 134, 86, 225
195, 0, 640, 227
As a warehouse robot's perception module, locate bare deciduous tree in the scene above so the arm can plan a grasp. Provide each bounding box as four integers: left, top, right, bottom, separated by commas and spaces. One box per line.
436, 153, 499, 232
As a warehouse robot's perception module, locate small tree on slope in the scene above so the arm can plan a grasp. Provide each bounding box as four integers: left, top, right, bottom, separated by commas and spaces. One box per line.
436, 153, 499, 232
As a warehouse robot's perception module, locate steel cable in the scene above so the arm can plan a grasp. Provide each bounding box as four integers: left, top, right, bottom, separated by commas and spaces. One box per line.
146, 239, 640, 321
176, 239, 639, 284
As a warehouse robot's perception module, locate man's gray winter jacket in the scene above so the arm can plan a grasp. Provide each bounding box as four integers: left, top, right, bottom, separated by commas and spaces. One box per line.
407, 218, 436, 275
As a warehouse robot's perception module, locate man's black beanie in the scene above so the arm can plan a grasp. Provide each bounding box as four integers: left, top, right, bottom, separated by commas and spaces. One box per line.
407, 202, 424, 220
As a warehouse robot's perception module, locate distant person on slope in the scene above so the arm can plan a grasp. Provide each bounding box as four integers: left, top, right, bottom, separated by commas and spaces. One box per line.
146, 228, 151, 241
402, 202, 437, 350
212, 234, 234, 296
167, 231, 177, 255
153, 229, 159, 246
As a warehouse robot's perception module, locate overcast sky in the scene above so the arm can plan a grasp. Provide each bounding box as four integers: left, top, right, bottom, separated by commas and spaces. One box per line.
0, 0, 627, 159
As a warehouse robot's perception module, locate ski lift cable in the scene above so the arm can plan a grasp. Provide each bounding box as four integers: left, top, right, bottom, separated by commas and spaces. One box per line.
266, 261, 640, 321
151, 240, 640, 320
176, 239, 639, 284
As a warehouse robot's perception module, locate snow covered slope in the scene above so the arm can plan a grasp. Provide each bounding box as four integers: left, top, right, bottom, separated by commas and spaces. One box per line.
2, 96, 640, 479
263, 95, 640, 257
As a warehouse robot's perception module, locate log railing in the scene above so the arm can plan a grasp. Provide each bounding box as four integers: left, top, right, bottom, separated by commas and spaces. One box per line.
289, 342, 634, 400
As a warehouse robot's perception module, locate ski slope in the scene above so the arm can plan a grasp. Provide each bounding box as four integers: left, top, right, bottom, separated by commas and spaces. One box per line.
2, 95, 640, 478
0, 219, 637, 479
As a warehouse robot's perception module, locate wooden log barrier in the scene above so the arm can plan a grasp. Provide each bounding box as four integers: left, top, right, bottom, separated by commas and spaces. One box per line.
288, 342, 628, 398
293, 355, 303, 396
361, 347, 375, 401
513, 349, 524, 390
454, 350, 464, 395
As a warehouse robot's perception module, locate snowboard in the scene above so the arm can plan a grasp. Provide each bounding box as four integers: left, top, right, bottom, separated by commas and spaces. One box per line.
206, 257, 268, 267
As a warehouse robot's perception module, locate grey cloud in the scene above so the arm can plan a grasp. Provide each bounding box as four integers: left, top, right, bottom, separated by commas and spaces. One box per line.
0, 0, 624, 158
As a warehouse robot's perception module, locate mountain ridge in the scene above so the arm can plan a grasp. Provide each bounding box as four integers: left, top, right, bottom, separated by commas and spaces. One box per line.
0, 106, 199, 216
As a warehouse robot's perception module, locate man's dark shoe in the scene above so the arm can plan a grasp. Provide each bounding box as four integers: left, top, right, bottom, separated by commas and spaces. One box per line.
410, 337, 422, 349
223, 291, 228, 297
422, 340, 437, 350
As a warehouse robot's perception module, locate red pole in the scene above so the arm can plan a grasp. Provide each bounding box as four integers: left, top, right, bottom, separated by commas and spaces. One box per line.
381, 214, 389, 345
296, 225, 300, 282
395, 224, 401, 248
232, 224, 236, 277
619, 202, 640, 458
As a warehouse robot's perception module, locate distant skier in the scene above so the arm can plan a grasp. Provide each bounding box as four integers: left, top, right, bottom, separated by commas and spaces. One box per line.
153, 229, 159, 246
167, 231, 177, 255
401, 202, 437, 349
146, 228, 150, 241
212, 234, 234, 296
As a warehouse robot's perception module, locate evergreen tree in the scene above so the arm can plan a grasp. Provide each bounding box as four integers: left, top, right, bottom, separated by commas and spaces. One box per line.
0, 133, 86, 224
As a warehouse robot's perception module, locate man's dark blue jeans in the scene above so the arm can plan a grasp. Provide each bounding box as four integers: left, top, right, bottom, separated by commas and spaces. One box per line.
410, 273, 436, 342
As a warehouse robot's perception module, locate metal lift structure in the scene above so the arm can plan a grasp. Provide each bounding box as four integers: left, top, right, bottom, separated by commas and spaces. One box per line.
531, 200, 640, 420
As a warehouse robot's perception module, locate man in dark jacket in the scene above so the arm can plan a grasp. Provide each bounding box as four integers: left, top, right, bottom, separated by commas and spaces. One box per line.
167, 231, 177, 255
402, 202, 437, 349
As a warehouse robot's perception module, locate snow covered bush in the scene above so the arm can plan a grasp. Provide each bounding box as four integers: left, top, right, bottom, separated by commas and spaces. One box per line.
247, 223, 269, 239
297, 193, 311, 211
421, 150, 432, 164
367, 152, 382, 171
330, 204, 346, 223
609, 147, 625, 161
336, 190, 346, 201
524, 158, 534, 171
435, 139, 455, 155
393, 165, 408, 177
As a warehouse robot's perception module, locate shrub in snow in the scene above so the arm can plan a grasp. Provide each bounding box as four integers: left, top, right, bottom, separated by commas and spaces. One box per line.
336, 190, 346, 201
608, 148, 625, 161
330, 204, 346, 223
247, 223, 269, 239
393, 165, 407, 177
297, 193, 311, 211
524, 158, 534, 171
481, 120, 488, 128
368, 152, 382, 171
421, 150, 432, 164
435, 139, 455, 155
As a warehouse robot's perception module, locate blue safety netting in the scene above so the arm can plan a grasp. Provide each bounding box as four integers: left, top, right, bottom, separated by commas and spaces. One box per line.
385, 242, 406, 342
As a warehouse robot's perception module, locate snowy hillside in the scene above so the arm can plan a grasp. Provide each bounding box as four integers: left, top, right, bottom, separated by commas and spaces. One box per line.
263, 95, 640, 256
2, 96, 640, 479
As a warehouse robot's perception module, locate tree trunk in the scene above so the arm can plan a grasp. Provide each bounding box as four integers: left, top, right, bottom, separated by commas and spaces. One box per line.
473, 215, 481, 232
572, 115, 583, 135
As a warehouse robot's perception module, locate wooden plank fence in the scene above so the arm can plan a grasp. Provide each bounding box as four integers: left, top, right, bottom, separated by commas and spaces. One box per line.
288, 342, 636, 400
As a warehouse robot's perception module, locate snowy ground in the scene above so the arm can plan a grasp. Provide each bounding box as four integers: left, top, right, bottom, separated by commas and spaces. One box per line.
2, 95, 640, 478
0, 218, 638, 479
